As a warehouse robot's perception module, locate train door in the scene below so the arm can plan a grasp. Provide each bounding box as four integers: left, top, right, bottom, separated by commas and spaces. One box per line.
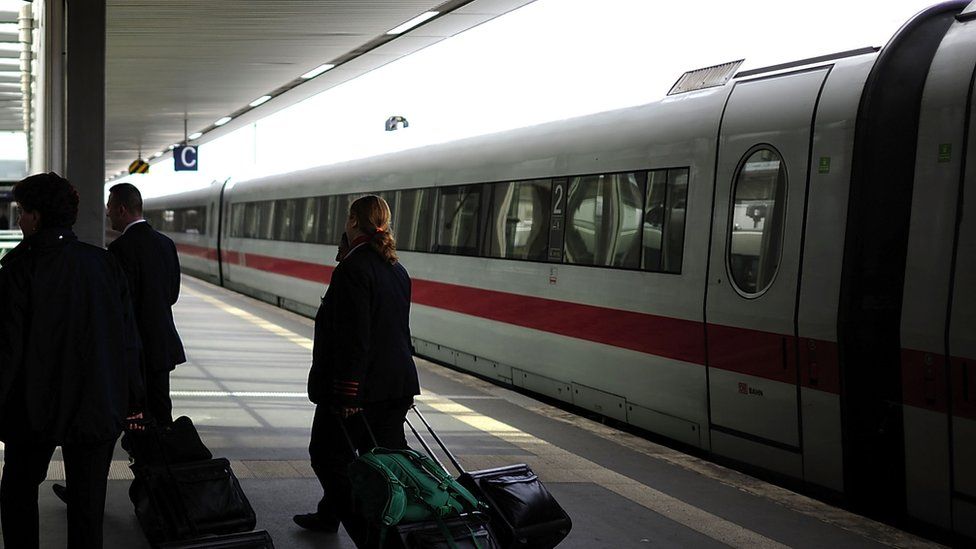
948, 79, 976, 540
704, 67, 829, 476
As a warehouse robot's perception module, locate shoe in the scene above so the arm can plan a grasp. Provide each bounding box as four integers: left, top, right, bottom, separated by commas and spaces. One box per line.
52, 483, 68, 504
293, 512, 340, 532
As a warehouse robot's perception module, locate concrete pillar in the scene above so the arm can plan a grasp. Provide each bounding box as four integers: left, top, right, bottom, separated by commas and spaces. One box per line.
31, 0, 64, 175
63, 0, 105, 246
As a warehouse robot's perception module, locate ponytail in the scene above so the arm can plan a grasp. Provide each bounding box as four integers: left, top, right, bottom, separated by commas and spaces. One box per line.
371, 228, 398, 265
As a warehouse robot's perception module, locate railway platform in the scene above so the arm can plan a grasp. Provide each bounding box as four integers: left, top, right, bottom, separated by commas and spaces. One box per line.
8, 276, 944, 548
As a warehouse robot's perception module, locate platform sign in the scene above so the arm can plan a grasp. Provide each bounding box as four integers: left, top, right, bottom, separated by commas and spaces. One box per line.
174, 145, 198, 171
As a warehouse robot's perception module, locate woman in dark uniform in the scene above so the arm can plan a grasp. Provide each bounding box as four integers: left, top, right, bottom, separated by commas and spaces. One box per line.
296, 195, 419, 547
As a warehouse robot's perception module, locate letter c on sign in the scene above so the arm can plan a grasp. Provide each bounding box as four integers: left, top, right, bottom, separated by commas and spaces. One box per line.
181, 146, 197, 168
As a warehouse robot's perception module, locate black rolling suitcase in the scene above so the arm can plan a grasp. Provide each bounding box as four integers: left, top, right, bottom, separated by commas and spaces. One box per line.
406, 406, 572, 549
125, 417, 265, 548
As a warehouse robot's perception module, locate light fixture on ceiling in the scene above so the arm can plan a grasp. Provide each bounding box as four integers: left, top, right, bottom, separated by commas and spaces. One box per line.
214, 116, 232, 126
385, 115, 409, 131
249, 95, 271, 107
153, 151, 163, 158
301, 63, 335, 80
387, 11, 439, 35
168, 144, 177, 150
188, 132, 202, 140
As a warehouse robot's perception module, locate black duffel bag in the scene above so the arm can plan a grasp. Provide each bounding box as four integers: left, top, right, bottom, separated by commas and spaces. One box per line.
130, 457, 257, 544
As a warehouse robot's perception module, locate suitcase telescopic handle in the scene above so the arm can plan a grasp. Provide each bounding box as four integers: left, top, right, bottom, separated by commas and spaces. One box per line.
336, 411, 380, 458
407, 404, 467, 475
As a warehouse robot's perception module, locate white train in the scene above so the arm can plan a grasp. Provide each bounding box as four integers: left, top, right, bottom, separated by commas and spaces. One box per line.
145, 1, 976, 541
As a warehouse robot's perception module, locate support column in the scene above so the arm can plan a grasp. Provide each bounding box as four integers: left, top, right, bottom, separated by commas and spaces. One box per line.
64, 0, 105, 246
32, 0, 64, 175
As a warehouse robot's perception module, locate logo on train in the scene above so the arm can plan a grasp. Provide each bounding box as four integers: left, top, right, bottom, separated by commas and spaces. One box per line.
737, 382, 764, 397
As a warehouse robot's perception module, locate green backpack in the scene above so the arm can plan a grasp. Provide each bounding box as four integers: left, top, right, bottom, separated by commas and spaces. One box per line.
348, 446, 485, 527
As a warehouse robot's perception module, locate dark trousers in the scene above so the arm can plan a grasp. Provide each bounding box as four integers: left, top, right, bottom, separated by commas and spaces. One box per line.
309, 400, 411, 548
0, 436, 117, 549
146, 368, 173, 425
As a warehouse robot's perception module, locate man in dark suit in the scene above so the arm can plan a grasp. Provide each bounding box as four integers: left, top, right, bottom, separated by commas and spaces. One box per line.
104, 183, 187, 425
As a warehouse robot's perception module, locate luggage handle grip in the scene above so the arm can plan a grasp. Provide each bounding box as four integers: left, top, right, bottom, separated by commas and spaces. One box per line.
407, 404, 466, 475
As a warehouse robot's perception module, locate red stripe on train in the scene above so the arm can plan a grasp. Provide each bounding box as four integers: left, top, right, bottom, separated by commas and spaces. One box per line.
177, 243, 333, 283
901, 350, 976, 420
410, 278, 707, 365
176, 242, 219, 262
177, 244, 848, 393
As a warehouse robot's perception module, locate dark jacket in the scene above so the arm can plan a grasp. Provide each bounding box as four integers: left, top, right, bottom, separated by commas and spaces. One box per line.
0, 228, 143, 444
308, 244, 419, 407
108, 221, 186, 372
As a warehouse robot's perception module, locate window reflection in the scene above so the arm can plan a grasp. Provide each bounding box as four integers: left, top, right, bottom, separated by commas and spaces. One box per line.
434, 186, 481, 255
396, 189, 435, 252
564, 172, 644, 268
488, 180, 550, 261
729, 148, 787, 294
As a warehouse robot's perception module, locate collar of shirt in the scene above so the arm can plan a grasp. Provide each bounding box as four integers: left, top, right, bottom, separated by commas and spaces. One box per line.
345, 241, 369, 258
122, 218, 147, 235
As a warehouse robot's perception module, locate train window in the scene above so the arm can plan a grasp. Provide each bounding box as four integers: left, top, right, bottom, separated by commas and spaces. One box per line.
487, 180, 551, 261
662, 168, 689, 273
275, 199, 297, 241
181, 207, 206, 235
434, 185, 482, 255
297, 197, 319, 243
258, 200, 277, 240
316, 195, 340, 244
729, 147, 787, 295
162, 210, 175, 232
230, 203, 244, 237
243, 202, 259, 238
642, 170, 668, 271
564, 172, 644, 268
396, 188, 436, 252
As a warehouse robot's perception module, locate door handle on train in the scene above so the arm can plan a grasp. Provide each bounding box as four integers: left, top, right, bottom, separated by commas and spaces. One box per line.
964, 361, 970, 402
781, 337, 789, 370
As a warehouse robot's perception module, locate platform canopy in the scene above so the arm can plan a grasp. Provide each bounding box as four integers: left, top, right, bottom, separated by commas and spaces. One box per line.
104, 0, 534, 178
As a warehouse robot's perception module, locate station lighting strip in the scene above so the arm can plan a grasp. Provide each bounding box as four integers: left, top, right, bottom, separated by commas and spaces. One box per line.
116, 0, 477, 180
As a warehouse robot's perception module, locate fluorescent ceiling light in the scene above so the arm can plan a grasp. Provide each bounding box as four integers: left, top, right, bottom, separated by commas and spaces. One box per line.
300, 63, 335, 79
188, 132, 202, 140
214, 116, 232, 126
387, 11, 439, 35
168, 144, 177, 150
153, 151, 163, 158
249, 95, 271, 107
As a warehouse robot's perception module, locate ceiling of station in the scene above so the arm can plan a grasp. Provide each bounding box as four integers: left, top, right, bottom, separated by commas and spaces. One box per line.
105, 0, 534, 178
0, 9, 26, 133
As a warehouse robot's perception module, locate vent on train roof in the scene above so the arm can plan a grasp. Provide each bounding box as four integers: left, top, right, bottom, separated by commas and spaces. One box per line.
668, 59, 744, 95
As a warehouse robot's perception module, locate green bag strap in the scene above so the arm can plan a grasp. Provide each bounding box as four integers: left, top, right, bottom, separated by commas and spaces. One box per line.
401, 450, 482, 512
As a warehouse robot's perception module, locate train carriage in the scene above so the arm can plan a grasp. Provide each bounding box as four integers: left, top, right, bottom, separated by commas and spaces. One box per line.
145, 1, 976, 541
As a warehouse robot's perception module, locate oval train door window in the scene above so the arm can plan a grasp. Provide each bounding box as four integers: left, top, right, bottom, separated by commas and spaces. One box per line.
728, 146, 788, 296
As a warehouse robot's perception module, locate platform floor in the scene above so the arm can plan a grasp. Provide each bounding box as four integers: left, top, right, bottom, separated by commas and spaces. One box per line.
3, 275, 945, 548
